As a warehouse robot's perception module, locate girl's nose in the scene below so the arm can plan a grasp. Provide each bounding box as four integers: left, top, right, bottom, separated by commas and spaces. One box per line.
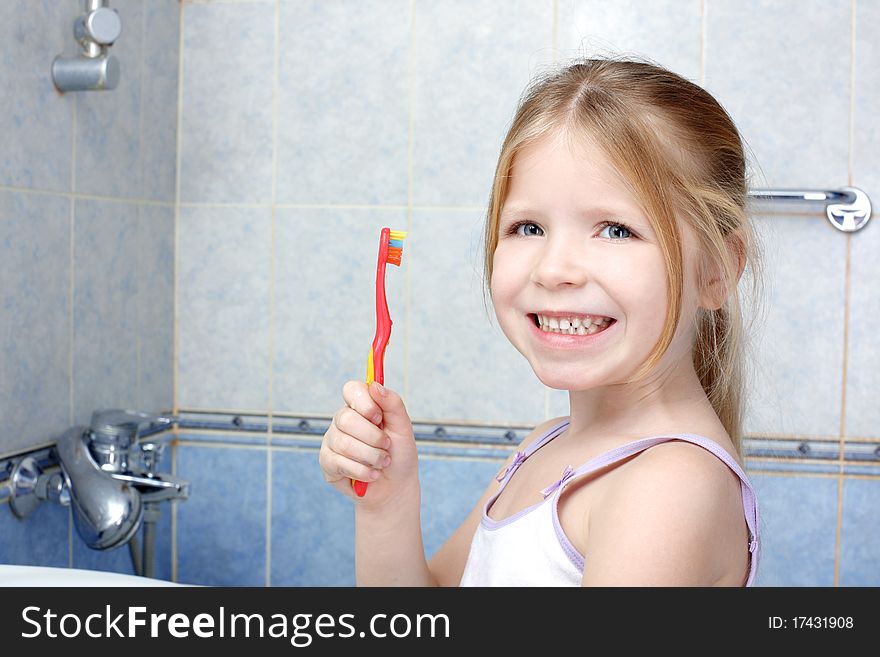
529, 240, 589, 288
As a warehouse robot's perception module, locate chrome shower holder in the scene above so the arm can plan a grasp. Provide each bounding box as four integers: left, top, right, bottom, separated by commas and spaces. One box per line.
52, 0, 122, 92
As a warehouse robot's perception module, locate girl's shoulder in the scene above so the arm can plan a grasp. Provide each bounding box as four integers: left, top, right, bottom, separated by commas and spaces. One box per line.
580, 438, 751, 585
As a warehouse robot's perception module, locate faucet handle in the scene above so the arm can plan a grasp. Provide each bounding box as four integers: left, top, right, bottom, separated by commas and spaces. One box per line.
89, 410, 175, 439
87, 410, 177, 473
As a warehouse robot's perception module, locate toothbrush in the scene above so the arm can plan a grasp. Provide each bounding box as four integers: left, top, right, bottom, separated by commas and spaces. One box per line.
352, 227, 407, 498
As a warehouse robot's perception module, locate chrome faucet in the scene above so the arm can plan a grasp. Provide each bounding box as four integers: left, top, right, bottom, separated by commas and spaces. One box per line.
59, 410, 189, 550
9, 410, 189, 557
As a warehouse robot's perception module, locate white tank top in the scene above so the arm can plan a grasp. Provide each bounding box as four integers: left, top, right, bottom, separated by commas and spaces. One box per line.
459, 418, 761, 586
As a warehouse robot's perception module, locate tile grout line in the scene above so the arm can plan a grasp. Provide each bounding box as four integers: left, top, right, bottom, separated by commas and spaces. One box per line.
171, 0, 187, 584
0, 184, 177, 206
171, 440, 178, 581
136, 2, 147, 424
69, 97, 77, 431
834, 0, 859, 588
265, 0, 281, 588
404, 0, 416, 404
138, 2, 147, 204
700, 0, 706, 86
68, 74, 78, 570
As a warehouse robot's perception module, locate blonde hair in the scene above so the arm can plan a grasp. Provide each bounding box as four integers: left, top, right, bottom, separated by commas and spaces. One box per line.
482, 56, 766, 459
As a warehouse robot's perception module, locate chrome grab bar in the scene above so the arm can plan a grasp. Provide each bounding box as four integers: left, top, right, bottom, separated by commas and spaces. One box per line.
747, 186, 871, 232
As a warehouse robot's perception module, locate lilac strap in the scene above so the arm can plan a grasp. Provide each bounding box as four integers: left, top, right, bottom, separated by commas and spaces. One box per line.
539, 464, 575, 498
495, 451, 526, 482
494, 419, 571, 485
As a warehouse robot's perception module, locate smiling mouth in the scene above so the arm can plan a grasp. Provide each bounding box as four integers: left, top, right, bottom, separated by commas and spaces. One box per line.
528, 313, 617, 336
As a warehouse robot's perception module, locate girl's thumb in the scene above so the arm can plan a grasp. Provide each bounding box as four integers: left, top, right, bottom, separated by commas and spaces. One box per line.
368, 381, 411, 434
370, 380, 389, 399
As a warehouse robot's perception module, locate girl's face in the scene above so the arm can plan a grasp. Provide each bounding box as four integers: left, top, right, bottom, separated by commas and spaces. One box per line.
491, 131, 702, 391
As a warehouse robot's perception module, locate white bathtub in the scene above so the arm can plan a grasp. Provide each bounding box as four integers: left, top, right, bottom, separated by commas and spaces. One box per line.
0, 564, 189, 587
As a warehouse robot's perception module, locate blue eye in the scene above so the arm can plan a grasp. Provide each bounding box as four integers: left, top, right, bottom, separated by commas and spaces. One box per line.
597, 221, 634, 240
509, 221, 543, 237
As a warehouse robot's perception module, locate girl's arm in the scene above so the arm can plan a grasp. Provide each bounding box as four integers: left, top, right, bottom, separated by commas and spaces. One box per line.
354, 478, 437, 586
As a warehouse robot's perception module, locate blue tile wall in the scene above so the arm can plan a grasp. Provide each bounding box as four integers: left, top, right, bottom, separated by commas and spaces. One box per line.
741, 214, 847, 437
750, 473, 838, 586
138, 204, 175, 413
75, 0, 145, 199
419, 456, 505, 560
557, 0, 703, 81
72, 199, 141, 426
0, 0, 77, 191
180, 1, 275, 204
141, 0, 180, 202
412, 0, 554, 207
0, 191, 71, 457
0, 502, 70, 569
276, 0, 410, 205
176, 443, 267, 586
704, 0, 850, 188
178, 205, 271, 411
839, 479, 880, 586
270, 448, 355, 586
847, 0, 880, 439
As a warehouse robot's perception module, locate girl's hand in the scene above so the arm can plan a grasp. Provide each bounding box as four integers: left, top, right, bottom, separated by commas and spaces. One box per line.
319, 380, 419, 510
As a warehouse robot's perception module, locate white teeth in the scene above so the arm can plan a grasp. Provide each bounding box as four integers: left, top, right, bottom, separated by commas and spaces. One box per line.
535, 313, 614, 335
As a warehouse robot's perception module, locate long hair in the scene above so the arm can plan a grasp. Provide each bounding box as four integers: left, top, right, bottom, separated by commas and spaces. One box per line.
482, 56, 766, 458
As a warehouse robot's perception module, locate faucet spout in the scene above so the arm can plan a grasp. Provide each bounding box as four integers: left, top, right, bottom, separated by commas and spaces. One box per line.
56, 426, 142, 550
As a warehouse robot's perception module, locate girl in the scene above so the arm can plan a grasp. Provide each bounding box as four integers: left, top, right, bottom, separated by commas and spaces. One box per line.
319, 56, 764, 587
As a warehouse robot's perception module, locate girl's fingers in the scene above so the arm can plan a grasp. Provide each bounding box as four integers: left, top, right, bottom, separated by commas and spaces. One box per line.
325, 450, 382, 486
342, 380, 384, 427
331, 429, 390, 470
333, 406, 390, 449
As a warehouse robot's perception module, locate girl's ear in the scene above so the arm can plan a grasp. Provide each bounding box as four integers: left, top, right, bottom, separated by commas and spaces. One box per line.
699, 231, 746, 311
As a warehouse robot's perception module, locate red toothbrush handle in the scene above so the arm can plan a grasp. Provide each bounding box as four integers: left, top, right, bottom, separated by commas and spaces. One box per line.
371, 228, 392, 385
353, 228, 393, 498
